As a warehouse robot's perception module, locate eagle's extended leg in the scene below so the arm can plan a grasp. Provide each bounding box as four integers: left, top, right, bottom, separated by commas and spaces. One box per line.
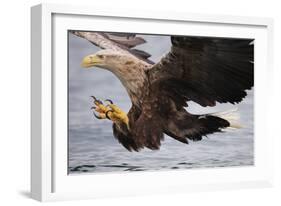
105, 100, 130, 130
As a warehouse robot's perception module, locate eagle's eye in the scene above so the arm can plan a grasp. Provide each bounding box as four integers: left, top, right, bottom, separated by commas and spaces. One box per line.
97, 54, 104, 59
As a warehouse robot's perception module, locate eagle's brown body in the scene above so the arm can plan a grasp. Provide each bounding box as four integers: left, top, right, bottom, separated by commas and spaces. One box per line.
73, 31, 254, 151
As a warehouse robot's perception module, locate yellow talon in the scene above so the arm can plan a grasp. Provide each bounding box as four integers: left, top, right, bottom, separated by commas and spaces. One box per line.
91, 96, 129, 129
96, 104, 109, 113
91, 96, 111, 119
107, 104, 124, 113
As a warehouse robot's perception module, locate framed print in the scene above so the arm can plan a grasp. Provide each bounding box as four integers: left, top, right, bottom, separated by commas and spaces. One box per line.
31, 3, 274, 201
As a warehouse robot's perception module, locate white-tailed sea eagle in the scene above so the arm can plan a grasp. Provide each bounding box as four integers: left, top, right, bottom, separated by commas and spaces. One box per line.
71, 31, 254, 151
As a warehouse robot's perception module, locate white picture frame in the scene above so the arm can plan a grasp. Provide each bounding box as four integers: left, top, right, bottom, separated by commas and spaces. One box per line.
31, 3, 274, 202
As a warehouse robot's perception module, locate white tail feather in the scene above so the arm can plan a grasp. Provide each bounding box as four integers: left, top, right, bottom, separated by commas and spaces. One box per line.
212, 108, 242, 129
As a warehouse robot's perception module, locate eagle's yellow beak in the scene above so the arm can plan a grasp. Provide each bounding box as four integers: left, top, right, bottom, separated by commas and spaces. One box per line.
81, 55, 102, 68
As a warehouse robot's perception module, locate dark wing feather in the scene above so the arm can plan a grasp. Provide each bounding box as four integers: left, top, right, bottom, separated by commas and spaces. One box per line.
148, 36, 254, 107
103, 33, 154, 64
131, 108, 164, 150
105, 33, 146, 48
164, 108, 230, 142
112, 123, 140, 152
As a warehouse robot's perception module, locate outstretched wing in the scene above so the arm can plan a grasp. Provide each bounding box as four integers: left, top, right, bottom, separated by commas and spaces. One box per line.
70, 31, 154, 64
126, 35, 254, 150
148, 36, 254, 107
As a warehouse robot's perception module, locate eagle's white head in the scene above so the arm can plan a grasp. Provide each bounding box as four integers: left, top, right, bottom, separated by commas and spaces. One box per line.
81, 49, 150, 100
81, 49, 139, 71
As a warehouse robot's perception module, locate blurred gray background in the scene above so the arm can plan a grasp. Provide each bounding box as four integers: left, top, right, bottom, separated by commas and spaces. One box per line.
68, 32, 254, 174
